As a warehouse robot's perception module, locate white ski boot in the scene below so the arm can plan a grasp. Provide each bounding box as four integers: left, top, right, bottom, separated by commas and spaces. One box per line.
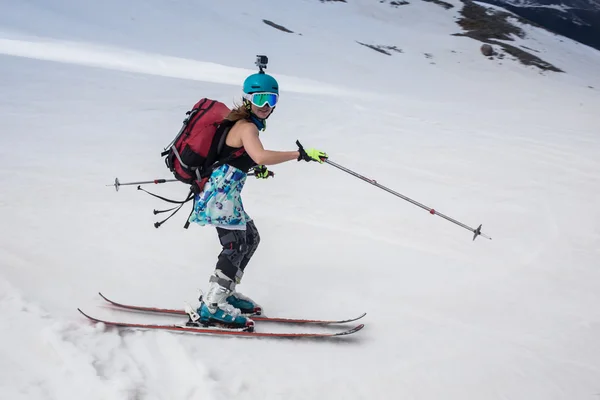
196, 275, 254, 331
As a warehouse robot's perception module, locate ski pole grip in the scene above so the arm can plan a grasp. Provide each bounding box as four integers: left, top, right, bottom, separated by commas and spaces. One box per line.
296, 140, 305, 161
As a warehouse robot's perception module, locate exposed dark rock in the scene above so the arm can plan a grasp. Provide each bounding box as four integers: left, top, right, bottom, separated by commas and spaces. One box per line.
455, 1, 525, 41
387, 46, 404, 53
358, 42, 391, 55
262, 20, 294, 33
357, 42, 404, 55
481, 43, 494, 56
454, 1, 563, 72
489, 39, 563, 71
422, 0, 454, 10
521, 45, 540, 53
380, 0, 410, 6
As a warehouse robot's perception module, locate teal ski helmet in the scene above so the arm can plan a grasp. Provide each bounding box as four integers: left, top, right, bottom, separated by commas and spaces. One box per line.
243, 73, 279, 95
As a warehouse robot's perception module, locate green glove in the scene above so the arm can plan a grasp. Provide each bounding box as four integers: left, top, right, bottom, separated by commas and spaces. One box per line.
297, 141, 328, 163
253, 165, 274, 179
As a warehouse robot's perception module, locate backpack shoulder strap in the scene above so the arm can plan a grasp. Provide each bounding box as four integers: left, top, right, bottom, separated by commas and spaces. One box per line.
199, 119, 245, 178
215, 119, 236, 155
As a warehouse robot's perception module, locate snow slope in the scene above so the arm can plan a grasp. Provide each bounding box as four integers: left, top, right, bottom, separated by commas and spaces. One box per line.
1, 0, 600, 399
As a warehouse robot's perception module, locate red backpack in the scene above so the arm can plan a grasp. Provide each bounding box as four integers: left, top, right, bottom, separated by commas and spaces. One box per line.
162, 98, 241, 184
152, 98, 244, 228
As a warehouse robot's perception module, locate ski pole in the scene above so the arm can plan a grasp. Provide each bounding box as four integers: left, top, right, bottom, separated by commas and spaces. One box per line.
324, 159, 492, 241
107, 177, 179, 192
108, 171, 269, 192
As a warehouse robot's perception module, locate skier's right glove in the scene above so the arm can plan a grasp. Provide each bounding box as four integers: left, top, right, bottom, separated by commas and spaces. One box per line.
297, 140, 328, 164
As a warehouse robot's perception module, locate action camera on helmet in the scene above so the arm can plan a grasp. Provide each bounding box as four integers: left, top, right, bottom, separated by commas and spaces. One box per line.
255, 55, 268, 73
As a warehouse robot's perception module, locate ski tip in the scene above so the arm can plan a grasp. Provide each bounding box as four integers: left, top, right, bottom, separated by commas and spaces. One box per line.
335, 323, 365, 336
332, 312, 367, 324
98, 292, 116, 305
78, 308, 103, 324
344, 312, 366, 323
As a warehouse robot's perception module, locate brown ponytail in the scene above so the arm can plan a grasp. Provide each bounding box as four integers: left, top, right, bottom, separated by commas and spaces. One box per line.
225, 99, 252, 123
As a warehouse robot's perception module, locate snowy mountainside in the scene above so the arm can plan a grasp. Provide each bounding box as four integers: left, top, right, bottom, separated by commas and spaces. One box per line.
1, 0, 600, 399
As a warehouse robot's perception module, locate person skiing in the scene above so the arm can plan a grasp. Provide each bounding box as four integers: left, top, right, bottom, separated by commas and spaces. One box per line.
187, 69, 328, 330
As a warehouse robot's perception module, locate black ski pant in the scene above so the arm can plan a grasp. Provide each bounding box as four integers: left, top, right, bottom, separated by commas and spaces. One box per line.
215, 220, 260, 284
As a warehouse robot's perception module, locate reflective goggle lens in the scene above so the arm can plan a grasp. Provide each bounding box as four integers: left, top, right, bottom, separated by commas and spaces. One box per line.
248, 92, 278, 108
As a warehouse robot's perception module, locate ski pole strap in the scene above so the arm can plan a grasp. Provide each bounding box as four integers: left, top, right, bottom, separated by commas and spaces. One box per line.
153, 206, 180, 215
154, 202, 185, 228
183, 205, 194, 229
137, 186, 194, 204
183, 178, 210, 229
154, 190, 194, 229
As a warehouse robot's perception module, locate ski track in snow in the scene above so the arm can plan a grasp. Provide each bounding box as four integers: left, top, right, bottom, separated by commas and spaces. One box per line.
0, 36, 360, 97
0, 278, 228, 400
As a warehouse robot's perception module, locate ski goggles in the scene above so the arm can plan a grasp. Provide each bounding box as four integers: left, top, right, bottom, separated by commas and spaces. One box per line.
244, 92, 278, 108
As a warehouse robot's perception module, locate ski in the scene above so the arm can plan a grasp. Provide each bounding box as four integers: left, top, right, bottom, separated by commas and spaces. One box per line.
78, 309, 364, 339
98, 292, 366, 325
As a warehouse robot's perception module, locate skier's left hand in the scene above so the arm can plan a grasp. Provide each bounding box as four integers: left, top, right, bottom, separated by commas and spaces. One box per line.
296, 140, 328, 164
253, 165, 274, 179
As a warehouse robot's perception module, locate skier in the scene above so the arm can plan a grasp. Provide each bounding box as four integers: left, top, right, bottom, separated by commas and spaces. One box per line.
188, 70, 328, 329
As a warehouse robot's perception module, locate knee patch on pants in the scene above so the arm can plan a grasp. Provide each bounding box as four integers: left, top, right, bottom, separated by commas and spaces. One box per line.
216, 228, 248, 282
242, 221, 260, 267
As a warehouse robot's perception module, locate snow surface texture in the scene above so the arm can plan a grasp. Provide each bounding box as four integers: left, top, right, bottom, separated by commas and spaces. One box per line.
1, 0, 600, 399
